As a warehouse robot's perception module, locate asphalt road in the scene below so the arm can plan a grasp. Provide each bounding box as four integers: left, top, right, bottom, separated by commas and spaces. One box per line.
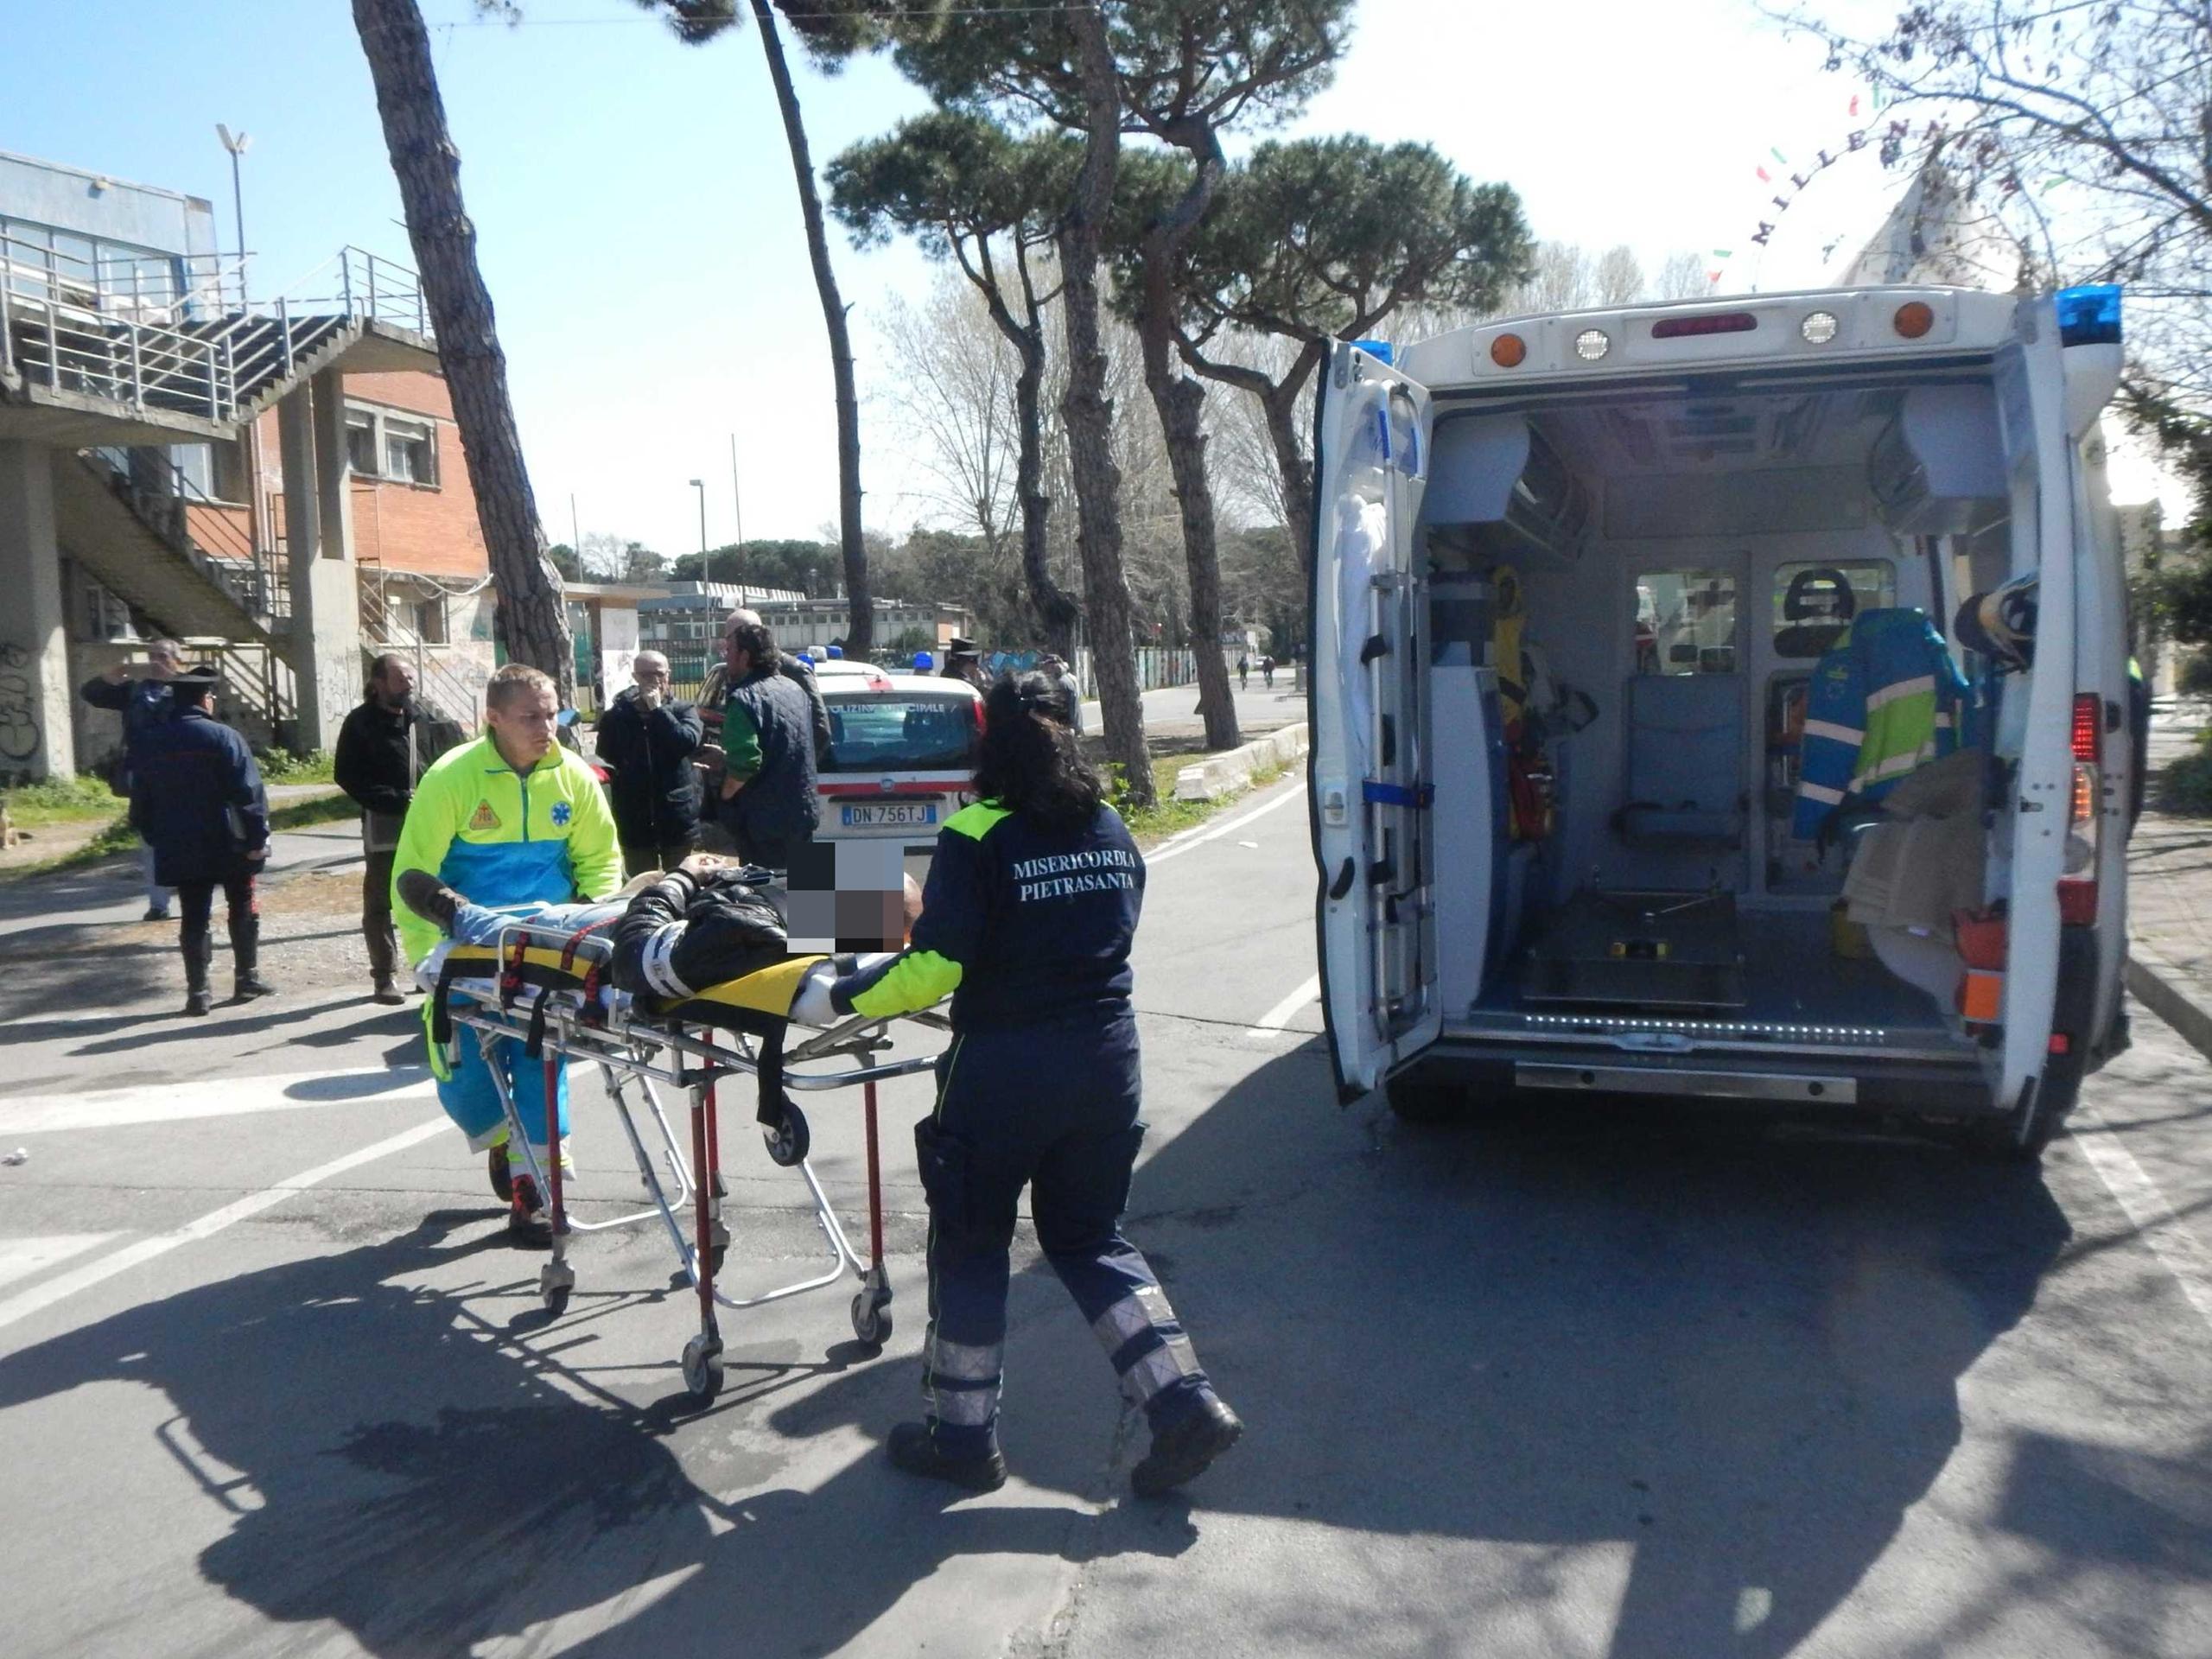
1, 773, 2209, 1658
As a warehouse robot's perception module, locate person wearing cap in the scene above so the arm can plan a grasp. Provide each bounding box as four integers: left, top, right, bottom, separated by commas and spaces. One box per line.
131, 665, 271, 1016
942, 637, 990, 691
594, 650, 703, 877
81, 638, 184, 921
1038, 652, 1084, 736
799, 670, 1243, 1497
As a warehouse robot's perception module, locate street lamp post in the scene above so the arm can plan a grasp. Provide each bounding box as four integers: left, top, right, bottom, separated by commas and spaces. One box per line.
688, 478, 708, 588
214, 124, 251, 308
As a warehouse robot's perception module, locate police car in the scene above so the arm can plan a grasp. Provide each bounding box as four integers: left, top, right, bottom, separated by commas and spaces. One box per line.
816, 671, 983, 867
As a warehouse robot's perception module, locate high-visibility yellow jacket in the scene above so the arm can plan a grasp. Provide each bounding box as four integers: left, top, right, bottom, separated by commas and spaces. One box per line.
391, 734, 622, 967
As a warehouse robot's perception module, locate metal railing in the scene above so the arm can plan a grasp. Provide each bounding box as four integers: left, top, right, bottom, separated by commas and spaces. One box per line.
360, 577, 484, 736
78, 448, 290, 625
2, 232, 430, 428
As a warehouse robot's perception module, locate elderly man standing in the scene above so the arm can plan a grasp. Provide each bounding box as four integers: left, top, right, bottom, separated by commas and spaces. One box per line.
334, 653, 431, 1006
695, 612, 821, 870
594, 650, 702, 877
80, 637, 183, 921
393, 663, 621, 1244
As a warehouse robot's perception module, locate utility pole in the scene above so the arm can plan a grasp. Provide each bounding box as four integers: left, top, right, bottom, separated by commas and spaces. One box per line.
689, 478, 708, 587
569, 493, 580, 558
728, 432, 744, 582
216, 124, 251, 307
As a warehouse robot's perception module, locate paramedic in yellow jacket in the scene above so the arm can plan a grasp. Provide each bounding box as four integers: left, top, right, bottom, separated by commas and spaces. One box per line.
393, 664, 622, 1244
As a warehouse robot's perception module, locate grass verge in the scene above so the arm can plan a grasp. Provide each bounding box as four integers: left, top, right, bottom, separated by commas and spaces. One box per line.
268, 793, 359, 832
2, 774, 123, 829
0, 790, 355, 885
1120, 753, 1288, 845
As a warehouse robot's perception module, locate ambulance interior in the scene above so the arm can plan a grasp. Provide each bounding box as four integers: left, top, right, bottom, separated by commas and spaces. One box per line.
1422, 376, 2018, 1049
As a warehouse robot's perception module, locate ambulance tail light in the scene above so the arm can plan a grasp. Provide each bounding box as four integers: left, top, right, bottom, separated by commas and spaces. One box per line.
2058, 692, 2101, 925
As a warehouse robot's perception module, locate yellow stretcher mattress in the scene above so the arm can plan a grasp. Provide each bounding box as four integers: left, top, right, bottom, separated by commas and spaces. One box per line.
436, 943, 829, 1020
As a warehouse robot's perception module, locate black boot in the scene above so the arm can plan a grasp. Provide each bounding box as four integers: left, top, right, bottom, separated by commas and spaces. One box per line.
181, 927, 213, 1018
886, 1422, 1007, 1492
231, 908, 274, 1000
1131, 1395, 1243, 1497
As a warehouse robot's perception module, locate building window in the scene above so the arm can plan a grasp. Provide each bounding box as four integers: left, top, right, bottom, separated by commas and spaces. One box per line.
345, 410, 378, 475
413, 596, 449, 645
343, 402, 440, 487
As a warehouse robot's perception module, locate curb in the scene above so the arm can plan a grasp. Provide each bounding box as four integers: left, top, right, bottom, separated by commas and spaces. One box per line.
2126, 939, 2212, 1065
1173, 724, 1310, 802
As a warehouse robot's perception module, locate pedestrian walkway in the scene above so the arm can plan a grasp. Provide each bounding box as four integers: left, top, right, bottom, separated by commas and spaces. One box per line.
2127, 703, 2212, 1056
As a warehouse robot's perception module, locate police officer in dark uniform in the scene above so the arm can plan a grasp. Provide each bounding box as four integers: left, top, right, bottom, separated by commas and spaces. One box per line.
133, 665, 272, 1016
819, 671, 1242, 1496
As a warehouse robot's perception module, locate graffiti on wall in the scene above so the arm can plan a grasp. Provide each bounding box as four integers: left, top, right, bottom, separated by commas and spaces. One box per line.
0, 642, 41, 764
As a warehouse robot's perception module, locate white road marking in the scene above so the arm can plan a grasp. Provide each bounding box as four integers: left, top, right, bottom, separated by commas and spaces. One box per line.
0, 1116, 449, 1337
1252, 974, 1323, 1038
0, 1068, 434, 1136
0, 1234, 121, 1294
2069, 1101, 2212, 1335
1149, 780, 1306, 866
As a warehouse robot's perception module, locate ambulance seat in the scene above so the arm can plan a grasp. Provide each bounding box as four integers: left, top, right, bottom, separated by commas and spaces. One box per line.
1618, 673, 1745, 849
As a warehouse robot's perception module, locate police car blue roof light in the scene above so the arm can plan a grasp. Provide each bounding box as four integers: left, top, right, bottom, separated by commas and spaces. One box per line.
913, 651, 934, 671
826, 644, 843, 658
2056, 284, 2121, 347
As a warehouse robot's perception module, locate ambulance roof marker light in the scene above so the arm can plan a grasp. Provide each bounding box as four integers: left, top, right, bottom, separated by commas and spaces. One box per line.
1893, 300, 1935, 339
1801, 310, 1840, 344
1573, 327, 1611, 361
1490, 333, 1527, 368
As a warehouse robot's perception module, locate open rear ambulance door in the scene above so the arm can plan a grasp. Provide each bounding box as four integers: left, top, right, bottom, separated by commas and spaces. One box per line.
1989, 296, 2079, 1126
1310, 342, 1440, 1103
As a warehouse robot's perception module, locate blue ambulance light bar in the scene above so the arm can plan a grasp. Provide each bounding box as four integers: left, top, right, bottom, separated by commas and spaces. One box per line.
2056, 284, 2121, 347
1351, 338, 1394, 365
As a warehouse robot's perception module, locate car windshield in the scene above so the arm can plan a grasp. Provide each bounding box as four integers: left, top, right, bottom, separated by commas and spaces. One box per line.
823, 694, 976, 772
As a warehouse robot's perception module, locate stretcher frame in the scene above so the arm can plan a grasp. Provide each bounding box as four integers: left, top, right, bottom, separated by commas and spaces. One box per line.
435, 921, 944, 1403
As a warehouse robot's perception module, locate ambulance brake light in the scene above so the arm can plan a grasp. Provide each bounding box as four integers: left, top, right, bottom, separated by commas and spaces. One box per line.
1651, 311, 1757, 340
2071, 693, 2101, 764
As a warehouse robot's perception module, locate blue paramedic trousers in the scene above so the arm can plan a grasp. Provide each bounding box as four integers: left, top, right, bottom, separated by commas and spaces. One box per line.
915, 1014, 1213, 1456
439, 1011, 570, 1158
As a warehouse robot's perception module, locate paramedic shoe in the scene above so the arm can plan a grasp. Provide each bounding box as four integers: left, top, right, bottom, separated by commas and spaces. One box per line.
1131, 1396, 1243, 1498
887, 1422, 1007, 1493
372, 977, 407, 1006
234, 972, 276, 1001
507, 1175, 553, 1249
181, 988, 213, 1018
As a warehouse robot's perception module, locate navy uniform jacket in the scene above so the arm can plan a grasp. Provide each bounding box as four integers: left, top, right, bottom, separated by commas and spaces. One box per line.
831, 799, 1142, 1030
131, 707, 270, 887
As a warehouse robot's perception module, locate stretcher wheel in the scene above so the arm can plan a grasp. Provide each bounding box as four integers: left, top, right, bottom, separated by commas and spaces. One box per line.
763, 1106, 810, 1168
682, 1332, 724, 1402
539, 1261, 575, 1318
850, 1290, 892, 1346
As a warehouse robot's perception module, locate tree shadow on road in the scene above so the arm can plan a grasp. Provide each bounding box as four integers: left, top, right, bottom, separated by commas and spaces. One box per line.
0, 1210, 1191, 1658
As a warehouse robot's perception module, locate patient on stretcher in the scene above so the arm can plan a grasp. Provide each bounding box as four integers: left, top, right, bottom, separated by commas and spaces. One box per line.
397, 859, 920, 1020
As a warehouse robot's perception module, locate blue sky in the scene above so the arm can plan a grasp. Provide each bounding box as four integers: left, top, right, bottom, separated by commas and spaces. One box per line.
17, 0, 2081, 560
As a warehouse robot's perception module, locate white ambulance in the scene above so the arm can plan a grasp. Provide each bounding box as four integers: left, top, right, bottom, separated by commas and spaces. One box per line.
1310, 285, 2133, 1160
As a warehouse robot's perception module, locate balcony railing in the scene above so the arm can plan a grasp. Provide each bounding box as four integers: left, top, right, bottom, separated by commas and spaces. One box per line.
1, 232, 429, 428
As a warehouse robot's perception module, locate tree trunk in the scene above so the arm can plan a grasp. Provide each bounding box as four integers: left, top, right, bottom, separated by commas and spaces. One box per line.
750, 0, 871, 656
1059, 4, 1152, 807
1263, 355, 1319, 572
1011, 317, 1078, 658
351, 0, 572, 701
1135, 155, 1238, 750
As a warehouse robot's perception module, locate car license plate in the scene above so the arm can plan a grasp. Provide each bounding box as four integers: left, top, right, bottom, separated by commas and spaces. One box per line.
841, 801, 939, 830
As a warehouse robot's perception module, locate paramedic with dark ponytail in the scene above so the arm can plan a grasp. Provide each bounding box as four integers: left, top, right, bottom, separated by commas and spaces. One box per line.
811, 671, 1243, 1496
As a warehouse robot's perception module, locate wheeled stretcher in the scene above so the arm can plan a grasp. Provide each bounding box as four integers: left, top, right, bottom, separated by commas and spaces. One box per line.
419, 922, 947, 1403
